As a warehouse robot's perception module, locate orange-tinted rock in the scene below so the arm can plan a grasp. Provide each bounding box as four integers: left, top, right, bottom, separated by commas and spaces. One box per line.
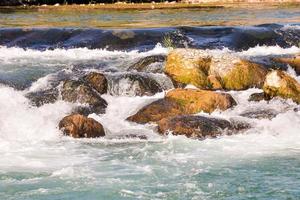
82, 72, 108, 94
127, 88, 236, 124
59, 114, 105, 138
263, 70, 300, 104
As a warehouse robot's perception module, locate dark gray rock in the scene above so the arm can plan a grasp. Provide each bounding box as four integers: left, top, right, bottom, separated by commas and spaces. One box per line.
248, 92, 271, 102
61, 80, 107, 114
158, 115, 250, 139
26, 88, 59, 107
108, 73, 163, 96
240, 109, 278, 120
128, 55, 166, 73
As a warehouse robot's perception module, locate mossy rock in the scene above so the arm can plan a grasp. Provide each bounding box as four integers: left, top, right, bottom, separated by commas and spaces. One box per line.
273, 56, 300, 75
263, 70, 300, 104
213, 60, 267, 90
164, 49, 211, 89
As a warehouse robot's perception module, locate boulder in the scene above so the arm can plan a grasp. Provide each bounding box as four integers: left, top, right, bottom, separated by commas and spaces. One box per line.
128, 55, 166, 73
157, 115, 249, 139
26, 88, 59, 107
263, 70, 300, 104
127, 88, 236, 124
127, 99, 184, 124
166, 88, 236, 114
273, 56, 300, 75
109, 74, 163, 96
59, 114, 105, 138
81, 72, 108, 94
164, 48, 267, 90
164, 49, 210, 88
248, 92, 271, 102
61, 80, 107, 114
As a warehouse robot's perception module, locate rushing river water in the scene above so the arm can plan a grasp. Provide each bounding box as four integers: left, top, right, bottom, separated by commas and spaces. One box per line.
0, 6, 300, 200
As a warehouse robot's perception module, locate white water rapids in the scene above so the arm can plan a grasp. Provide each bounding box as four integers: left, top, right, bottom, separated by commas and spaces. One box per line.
0, 44, 300, 199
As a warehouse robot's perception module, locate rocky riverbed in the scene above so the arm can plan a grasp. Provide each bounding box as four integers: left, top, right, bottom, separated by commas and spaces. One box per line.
0, 24, 300, 199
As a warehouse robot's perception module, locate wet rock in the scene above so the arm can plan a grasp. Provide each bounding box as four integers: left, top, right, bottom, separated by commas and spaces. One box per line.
25, 88, 59, 107
127, 88, 236, 124
128, 55, 166, 73
165, 49, 211, 89
248, 92, 271, 102
273, 56, 300, 75
166, 88, 237, 114
61, 80, 107, 114
59, 114, 105, 138
263, 70, 300, 104
164, 48, 267, 90
240, 109, 278, 120
157, 115, 249, 139
127, 99, 184, 124
109, 73, 163, 96
111, 134, 148, 140
81, 72, 108, 94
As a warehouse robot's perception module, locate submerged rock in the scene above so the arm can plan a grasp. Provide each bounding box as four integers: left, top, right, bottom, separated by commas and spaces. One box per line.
157, 115, 249, 139
59, 114, 105, 138
164, 48, 267, 90
108, 73, 163, 96
248, 92, 271, 102
273, 56, 300, 75
127, 88, 236, 124
61, 80, 107, 114
26, 88, 59, 107
263, 70, 300, 104
240, 109, 279, 120
128, 55, 166, 73
81, 72, 108, 94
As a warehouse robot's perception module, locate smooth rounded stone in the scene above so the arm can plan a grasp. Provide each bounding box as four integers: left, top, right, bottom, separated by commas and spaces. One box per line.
81, 72, 108, 94
59, 114, 105, 138
127, 55, 166, 73
108, 73, 163, 96
127, 99, 184, 124
61, 80, 107, 114
248, 92, 271, 102
240, 109, 279, 120
166, 88, 237, 114
273, 56, 300, 75
127, 88, 236, 124
25, 88, 59, 107
157, 115, 249, 139
263, 70, 300, 104
164, 48, 267, 90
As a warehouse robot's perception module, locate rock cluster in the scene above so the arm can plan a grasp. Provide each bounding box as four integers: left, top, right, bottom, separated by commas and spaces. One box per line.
25, 48, 299, 139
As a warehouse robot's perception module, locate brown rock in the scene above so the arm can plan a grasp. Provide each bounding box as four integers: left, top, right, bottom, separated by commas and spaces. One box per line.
82, 72, 108, 94
263, 70, 300, 104
157, 115, 249, 139
166, 88, 236, 114
61, 80, 107, 114
248, 92, 271, 102
127, 88, 236, 124
127, 99, 184, 124
59, 114, 105, 138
